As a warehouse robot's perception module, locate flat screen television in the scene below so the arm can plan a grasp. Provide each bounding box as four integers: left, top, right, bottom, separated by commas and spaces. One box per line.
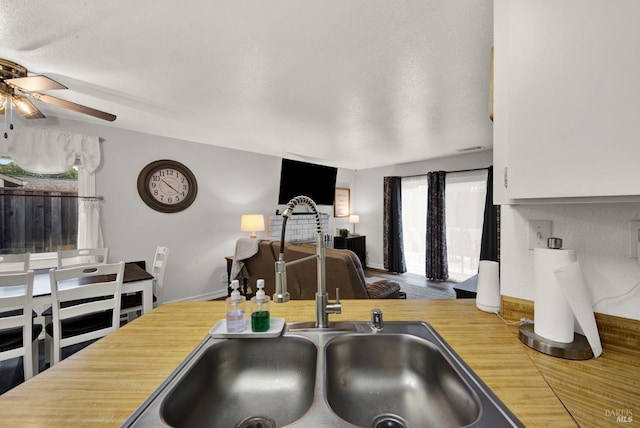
277, 158, 338, 206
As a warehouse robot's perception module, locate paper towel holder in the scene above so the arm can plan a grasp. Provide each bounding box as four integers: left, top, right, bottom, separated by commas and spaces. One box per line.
520, 236, 594, 360
518, 324, 593, 360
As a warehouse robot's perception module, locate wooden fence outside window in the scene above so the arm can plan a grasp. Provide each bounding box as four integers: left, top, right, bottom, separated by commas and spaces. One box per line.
0, 189, 78, 254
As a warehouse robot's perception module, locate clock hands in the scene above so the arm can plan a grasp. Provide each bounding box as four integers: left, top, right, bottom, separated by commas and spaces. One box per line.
161, 178, 183, 195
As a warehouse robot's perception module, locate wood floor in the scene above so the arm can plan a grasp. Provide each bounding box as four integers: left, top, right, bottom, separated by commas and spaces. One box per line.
363, 267, 460, 299
364, 267, 458, 288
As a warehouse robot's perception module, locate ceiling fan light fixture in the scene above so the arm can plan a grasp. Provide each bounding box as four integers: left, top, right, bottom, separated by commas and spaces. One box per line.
0, 58, 115, 122
0, 59, 27, 81
11, 95, 45, 119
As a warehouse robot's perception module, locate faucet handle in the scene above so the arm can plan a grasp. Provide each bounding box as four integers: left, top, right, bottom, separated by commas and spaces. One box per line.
371, 308, 383, 330
325, 288, 342, 315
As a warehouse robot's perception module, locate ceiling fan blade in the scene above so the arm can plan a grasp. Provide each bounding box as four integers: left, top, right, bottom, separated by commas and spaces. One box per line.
6, 75, 68, 92
30, 92, 116, 122
11, 94, 46, 119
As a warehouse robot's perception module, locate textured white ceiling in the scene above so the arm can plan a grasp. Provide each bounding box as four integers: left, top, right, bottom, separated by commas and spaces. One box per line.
0, 1, 493, 169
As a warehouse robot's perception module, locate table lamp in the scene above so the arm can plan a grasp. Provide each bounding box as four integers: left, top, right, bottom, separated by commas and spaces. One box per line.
349, 214, 360, 235
240, 214, 265, 238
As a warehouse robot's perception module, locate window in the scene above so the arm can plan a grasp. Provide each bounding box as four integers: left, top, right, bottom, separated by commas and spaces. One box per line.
445, 170, 487, 281
401, 170, 487, 281
0, 159, 92, 268
401, 176, 428, 276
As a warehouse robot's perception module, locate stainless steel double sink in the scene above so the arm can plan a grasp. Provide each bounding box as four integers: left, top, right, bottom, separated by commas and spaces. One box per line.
122, 321, 523, 428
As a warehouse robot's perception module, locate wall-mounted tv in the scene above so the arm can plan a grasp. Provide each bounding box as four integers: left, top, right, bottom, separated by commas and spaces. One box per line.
277, 158, 338, 206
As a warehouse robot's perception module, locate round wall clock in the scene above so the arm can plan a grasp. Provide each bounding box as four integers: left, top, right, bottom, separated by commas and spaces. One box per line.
137, 160, 198, 213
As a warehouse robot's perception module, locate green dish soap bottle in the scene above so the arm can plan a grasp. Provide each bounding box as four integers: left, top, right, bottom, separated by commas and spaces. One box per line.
251, 279, 270, 332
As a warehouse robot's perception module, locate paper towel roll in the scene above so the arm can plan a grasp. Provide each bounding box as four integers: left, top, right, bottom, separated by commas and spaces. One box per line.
476, 260, 500, 312
554, 261, 602, 357
533, 248, 575, 343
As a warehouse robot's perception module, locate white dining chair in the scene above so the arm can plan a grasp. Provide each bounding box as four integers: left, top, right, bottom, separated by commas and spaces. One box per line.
0, 271, 42, 380
0, 253, 39, 363
120, 246, 169, 322
57, 248, 109, 269
45, 261, 124, 365
0, 253, 30, 273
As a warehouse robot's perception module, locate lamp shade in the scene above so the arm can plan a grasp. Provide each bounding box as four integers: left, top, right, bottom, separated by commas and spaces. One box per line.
240, 214, 265, 238
348, 214, 360, 235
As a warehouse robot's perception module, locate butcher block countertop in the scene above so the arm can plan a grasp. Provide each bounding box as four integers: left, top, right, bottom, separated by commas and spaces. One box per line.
0, 299, 636, 427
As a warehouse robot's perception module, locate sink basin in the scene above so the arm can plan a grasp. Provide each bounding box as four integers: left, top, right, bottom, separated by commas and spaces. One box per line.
161, 336, 317, 428
325, 334, 479, 428
123, 321, 523, 428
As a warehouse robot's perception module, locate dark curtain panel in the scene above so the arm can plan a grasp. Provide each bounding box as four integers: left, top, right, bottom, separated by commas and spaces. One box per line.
480, 166, 500, 262
426, 171, 448, 280
383, 176, 406, 273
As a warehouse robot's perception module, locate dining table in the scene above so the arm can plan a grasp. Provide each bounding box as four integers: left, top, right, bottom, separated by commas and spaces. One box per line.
0, 261, 155, 323
29, 262, 155, 313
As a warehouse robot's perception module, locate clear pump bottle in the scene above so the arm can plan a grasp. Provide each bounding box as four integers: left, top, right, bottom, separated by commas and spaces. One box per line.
251, 279, 271, 332
226, 280, 246, 332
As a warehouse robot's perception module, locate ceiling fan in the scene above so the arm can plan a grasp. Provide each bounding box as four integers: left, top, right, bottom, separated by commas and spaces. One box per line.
0, 58, 116, 123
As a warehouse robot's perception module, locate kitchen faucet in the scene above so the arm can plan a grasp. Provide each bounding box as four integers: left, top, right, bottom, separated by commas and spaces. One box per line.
274, 195, 341, 328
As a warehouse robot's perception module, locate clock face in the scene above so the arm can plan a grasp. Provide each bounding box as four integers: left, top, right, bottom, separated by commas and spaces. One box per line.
137, 160, 198, 213
148, 167, 190, 205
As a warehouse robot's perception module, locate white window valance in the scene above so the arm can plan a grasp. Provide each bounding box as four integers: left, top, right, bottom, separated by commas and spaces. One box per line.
1, 127, 101, 174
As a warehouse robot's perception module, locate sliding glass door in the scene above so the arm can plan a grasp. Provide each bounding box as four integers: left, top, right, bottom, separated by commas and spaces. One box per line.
401, 170, 487, 281
444, 170, 487, 281
400, 176, 428, 276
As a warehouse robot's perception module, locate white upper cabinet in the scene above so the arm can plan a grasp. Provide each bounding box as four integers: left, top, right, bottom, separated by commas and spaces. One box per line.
493, 0, 640, 203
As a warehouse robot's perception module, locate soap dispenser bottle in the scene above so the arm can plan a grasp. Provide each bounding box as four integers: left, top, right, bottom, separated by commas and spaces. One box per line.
251, 279, 271, 332
226, 280, 246, 332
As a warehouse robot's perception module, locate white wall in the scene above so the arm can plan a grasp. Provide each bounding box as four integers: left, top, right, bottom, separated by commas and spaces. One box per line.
99, 126, 281, 302
501, 204, 640, 320
36, 119, 355, 303
353, 150, 493, 270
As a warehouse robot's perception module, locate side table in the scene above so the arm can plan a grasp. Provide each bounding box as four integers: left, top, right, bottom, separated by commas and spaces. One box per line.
333, 235, 366, 268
